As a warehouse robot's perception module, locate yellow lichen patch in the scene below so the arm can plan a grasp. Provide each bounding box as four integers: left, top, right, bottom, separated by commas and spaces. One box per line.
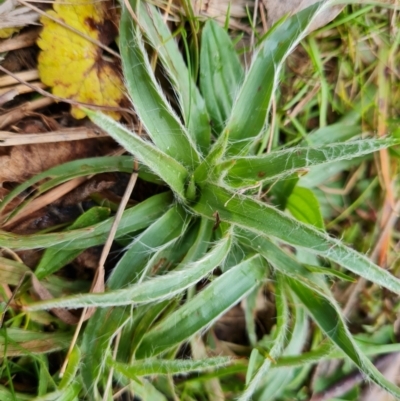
37, 0, 124, 119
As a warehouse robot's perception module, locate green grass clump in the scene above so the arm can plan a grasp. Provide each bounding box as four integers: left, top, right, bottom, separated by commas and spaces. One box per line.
1, 1, 399, 400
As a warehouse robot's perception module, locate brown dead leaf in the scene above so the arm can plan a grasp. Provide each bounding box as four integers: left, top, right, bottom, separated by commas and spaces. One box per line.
263, 0, 344, 32
31, 273, 79, 325
0, 138, 105, 184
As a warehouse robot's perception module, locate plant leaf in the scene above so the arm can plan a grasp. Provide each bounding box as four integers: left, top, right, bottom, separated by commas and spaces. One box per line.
0, 192, 173, 249
37, 0, 124, 119
240, 276, 288, 401
35, 207, 110, 279
108, 356, 231, 377
87, 110, 188, 200
287, 277, 400, 399
286, 186, 324, 229
135, 254, 267, 358
222, 2, 323, 155
26, 231, 232, 310
192, 183, 400, 295
224, 138, 400, 186
138, 2, 211, 152
200, 19, 244, 134
119, 1, 201, 169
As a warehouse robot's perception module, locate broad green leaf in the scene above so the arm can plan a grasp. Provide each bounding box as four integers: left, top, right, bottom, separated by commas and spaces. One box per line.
305, 119, 362, 146
138, 2, 210, 152
87, 110, 188, 200
200, 20, 244, 134
0, 192, 173, 249
108, 356, 230, 377
35, 207, 110, 279
26, 232, 232, 310
135, 255, 267, 358
119, 2, 200, 169
287, 277, 400, 399
192, 183, 400, 295
286, 186, 324, 229
222, 3, 323, 155
223, 138, 400, 186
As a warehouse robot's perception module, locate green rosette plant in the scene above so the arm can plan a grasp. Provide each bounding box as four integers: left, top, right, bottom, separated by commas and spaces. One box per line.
2, 1, 400, 399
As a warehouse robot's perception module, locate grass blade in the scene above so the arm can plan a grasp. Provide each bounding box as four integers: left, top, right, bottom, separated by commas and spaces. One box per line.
0, 156, 135, 217
0, 329, 70, 357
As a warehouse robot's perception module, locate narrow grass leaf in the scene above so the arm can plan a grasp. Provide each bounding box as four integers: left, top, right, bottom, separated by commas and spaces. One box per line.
200, 20, 244, 134
135, 254, 267, 358
128, 301, 172, 359
80, 307, 132, 397
35, 207, 110, 279
0, 192, 173, 249
0, 257, 29, 286
240, 277, 288, 401
287, 277, 400, 398
32, 381, 81, 401
255, 303, 309, 400
224, 138, 400, 186
0, 156, 134, 218
109, 356, 230, 377
138, 2, 210, 152
119, 2, 200, 169
237, 230, 341, 302
0, 329, 70, 357
58, 346, 80, 390
87, 110, 188, 199
126, 378, 168, 401
108, 204, 189, 289
192, 183, 400, 294
0, 386, 32, 401
222, 3, 323, 154
26, 232, 232, 310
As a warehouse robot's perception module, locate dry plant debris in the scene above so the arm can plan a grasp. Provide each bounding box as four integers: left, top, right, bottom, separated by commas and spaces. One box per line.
37, 0, 125, 119
0, 0, 39, 38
